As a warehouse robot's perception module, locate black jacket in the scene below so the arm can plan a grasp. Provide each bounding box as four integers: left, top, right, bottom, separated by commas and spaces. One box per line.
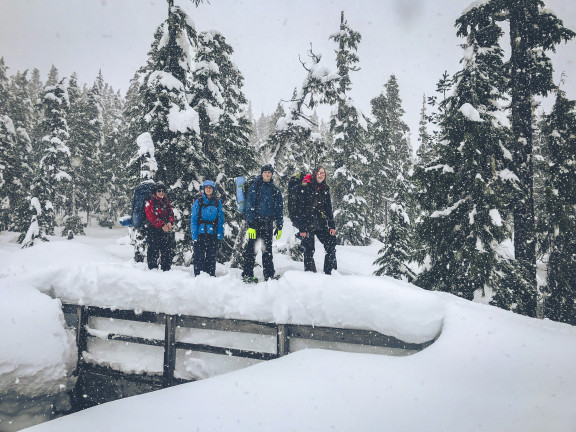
299, 181, 335, 232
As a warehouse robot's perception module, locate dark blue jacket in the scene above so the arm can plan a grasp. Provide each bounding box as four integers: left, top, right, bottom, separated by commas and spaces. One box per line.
246, 177, 283, 229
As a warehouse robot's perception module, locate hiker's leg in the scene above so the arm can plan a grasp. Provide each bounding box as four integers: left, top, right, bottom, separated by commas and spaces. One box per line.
193, 236, 204, 276
302, 233, 317, 272
260, 219, 275, 279
147, 228, 160, 270
206, 235, 218, 276
241, 236, 257, 278
317, 228, 337, 275
160, 232, 173, 271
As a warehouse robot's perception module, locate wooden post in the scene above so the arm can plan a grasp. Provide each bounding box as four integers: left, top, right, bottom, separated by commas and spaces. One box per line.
76, 306, 88, 365
163, 314, 177, 387
277, 324, 290, 357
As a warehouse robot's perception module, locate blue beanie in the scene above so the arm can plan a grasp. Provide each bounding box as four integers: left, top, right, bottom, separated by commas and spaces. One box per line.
203, 180, 216, 189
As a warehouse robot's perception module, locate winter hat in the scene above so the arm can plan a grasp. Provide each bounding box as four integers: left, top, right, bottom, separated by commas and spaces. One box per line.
261, 164, 274, 174
203, 180, 216, 189
155, 181, 166, 192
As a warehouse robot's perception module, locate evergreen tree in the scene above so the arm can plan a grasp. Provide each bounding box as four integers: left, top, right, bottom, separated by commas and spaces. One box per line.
368, 75, 411, 238
99, 85, 130, 228
21, 78, 72, 245
540, 90, 576, 325
137, 5, 205, 266
414, 9, 515, 302
5, 70, 35, 231
189, 30, 256, 261
329, 13, 370, 245
373, 173, 415, 281
416, 94, 434, 166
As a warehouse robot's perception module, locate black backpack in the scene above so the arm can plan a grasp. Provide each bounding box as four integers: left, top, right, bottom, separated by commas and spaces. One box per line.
287, 171, 309, 227
131, 180, 156, 228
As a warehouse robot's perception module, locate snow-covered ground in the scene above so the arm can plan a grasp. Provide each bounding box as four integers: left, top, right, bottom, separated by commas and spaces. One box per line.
1, 224, 575, 432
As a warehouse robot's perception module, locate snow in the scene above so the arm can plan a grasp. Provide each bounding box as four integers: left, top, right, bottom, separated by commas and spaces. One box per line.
0, 226, 575, 431
459, 102, 483, 122
136, 132, 155, 158
167, 103, 200, 135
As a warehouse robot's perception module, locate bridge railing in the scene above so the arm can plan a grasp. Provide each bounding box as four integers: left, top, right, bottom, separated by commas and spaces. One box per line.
62, 303, 436, 405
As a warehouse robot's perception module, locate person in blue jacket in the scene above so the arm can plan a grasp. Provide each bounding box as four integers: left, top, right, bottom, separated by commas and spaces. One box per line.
241, 165, 283, 283
191, 180, 224, 276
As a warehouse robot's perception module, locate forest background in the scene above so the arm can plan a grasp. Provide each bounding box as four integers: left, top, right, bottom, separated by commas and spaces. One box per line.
1, 0, 576, 326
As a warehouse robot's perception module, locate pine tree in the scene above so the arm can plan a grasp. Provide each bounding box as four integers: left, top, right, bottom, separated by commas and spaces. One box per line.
414, 8, 515, 302
540, 90, 576, 325
329, 13, 370, 245
21, 77, 72, 245
189, 30, 257, 261
416, 94, 434, 166
5, 70, 35, 231
368, 75, 411, 239
373, 173, 415, 281
99, 85, 130, 228
137, 5, 205, 266
468, 0, 576, 314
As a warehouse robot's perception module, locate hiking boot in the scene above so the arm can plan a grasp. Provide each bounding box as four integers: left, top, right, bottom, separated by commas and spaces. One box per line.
243, 276, 259, 284
265, 275, 281, 281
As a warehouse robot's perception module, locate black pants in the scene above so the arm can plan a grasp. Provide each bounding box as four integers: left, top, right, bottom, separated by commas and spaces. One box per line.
147, 227, 174, 271
242, 218, 275, 279
302, 228, 337, 275
193, 234, 218, 276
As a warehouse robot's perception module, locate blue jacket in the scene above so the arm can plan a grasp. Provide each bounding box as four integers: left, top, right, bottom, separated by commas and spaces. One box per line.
191, 194, 225, 241
246, 177, 283, 229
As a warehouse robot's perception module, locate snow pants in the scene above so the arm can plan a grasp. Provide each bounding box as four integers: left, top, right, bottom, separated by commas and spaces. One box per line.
242, 218, 275, 279
302, 228, 337, 275
193, 233, 219, 276
146, 227, 174, 271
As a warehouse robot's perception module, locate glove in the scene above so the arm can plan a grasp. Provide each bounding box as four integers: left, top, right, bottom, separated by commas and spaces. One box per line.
274, 229, 282, 240
247, 228, 257, 239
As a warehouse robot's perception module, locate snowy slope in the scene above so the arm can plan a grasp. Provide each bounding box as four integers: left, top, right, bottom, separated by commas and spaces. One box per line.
1, 227, 575, 431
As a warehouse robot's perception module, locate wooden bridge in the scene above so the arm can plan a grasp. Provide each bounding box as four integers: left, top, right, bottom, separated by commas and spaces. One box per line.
62, 303, 437, 408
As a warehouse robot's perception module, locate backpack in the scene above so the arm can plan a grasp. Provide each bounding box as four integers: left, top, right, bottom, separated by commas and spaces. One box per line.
287, 171, 309, 226
131, 180, 156, 228
234, 175, 258, 213
195, 191, 220, 227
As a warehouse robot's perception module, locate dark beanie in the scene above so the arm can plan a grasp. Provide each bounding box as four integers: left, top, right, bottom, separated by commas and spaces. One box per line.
261, 164, 274, 174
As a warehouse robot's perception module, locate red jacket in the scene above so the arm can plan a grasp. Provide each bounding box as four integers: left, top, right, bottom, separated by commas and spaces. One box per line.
145, 195, 175, 229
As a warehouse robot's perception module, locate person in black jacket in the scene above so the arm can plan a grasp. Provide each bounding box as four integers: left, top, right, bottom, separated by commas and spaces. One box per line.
297, 166, 337, 274
241, 165, 284, 282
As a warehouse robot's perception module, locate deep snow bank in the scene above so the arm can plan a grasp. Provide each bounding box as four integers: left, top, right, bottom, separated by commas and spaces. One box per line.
16, 263, 444, 344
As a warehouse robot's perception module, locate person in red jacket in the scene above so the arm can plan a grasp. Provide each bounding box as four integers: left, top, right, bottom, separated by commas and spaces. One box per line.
144, 182, 175, 271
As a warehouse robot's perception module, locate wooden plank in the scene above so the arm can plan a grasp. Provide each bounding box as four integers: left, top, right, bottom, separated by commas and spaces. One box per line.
176, 315, 277, 335
286, 325, 427, 351
175, 341, 278, 361
85, 306, 164, 324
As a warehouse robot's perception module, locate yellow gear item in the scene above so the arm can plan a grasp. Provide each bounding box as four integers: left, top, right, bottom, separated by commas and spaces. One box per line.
247, 228, 257, 239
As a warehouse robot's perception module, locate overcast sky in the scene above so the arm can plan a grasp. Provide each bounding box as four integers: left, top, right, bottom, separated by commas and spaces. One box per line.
1, 0, 575, 145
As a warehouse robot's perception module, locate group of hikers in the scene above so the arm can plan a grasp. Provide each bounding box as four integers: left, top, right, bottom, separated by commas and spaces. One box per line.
141, 164, 337, 283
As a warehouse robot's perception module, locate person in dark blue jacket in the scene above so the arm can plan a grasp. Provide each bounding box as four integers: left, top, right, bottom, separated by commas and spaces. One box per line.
191, 180, 224, 276
241, 165, 283, 283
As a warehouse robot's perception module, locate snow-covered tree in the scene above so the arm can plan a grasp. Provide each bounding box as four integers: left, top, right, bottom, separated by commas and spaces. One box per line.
414, 9, 516, 302
539, 90, 576, 325
190, 30, 257, 260
373, 173, 415, 281
4, 70, 35, 232
136, 5, 205, 265
20, 77, 72, 244
367, 75, 411, 238
329, 13, 370, 245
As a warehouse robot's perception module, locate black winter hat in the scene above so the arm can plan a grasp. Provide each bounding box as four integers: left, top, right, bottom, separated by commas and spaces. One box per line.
155, 181, 166, 191
261, 164, 274, 174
